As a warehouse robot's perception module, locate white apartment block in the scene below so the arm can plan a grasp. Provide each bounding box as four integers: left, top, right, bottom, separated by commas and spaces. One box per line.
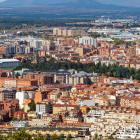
16, 91, 34, 105
117, 125, 140, 139
36, 104, 53, 113
79, 36, 97, 48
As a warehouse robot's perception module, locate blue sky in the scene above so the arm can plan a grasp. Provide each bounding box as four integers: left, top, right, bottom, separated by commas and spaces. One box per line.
0, 0, 5, 2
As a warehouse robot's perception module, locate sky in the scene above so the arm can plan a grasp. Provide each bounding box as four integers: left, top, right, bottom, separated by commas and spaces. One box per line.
0, 0, 5, 2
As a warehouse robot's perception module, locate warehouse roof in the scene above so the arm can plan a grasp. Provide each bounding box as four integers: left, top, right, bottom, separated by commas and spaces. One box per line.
0, 59, 19, 63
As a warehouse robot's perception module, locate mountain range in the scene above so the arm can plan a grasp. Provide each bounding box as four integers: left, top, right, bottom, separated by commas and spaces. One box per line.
0, 0, 139, 17
0, 0, 71, 7
0, 0, 140, 9
99, 0, 140, 7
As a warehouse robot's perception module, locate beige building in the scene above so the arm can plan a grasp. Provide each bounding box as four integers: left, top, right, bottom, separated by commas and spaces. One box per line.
76, 47, 92, 56
52, 53, 69, 58
69, 72, 99, 85
53, 28, 83, 37
63, 117, 82, 123
52, 104, 77, 114
5, 79, 17, 87
49, 94, 58, 101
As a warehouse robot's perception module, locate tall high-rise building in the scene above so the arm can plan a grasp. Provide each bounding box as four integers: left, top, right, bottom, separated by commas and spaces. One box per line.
79, 36, 97, 48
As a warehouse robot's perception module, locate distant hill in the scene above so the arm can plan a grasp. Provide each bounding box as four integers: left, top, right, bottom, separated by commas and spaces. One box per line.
54, 0, 140, 11
0, 0, 140, 11
0, 0, 71, 7
99, 0, 140, 7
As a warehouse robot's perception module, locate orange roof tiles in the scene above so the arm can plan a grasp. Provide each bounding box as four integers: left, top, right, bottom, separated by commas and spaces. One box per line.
53, 104, 77, 107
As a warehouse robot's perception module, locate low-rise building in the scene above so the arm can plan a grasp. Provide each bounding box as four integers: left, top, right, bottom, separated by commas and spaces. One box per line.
36, 103, 53, 114
52, 104, 78, 114
13, 111, 28, 119
11, 121, 29, 128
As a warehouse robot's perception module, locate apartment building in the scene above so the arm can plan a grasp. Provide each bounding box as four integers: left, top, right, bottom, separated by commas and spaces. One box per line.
34, 90, 49, 104
53, 28, 83, 36
25, 46, 33, 54
16, 90, 34, 105
69, 72, 99, 85
0, 77, 38, 87
30, 39, 43, 48
94, 96, 116, 106
61, 39, 78, 46
4, 102, 19, 117
116, 126, 140, 139
48, 70, 70, 84
13, 111, 28, 119
76, 47, 92, 56
38, 50, 47, 58
120, 97, 140, 109
26, 72, 54, 86
0, 70, 12, 78
23, 70, 70, 84
36, 103, 53, 113
136, 43, 140, 56
99, 46, 111, 57
52, 53, 70, 58
0, 90, 16, 101
52, 104, 77, 114
79, 36, 97, 48
0, 110, 9, 123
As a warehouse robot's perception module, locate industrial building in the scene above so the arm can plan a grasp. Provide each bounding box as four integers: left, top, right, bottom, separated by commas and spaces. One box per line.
0, 59, 20, 68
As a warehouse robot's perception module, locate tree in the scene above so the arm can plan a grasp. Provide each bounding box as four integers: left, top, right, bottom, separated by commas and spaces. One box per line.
46, 134, 51, 140
15, 72, 20, 79
12, 117, 17, 121
94, 133, 98, 139
107, 71, 111, 76
108, 135, 114, 139
36, 54, 39, 63
113, 72, 116, 77
19, 117, 23, 121
34, 133, 44, 140
50, 134, 58, 140
28, 102, 36, 111
8, 128, 31, 140
46, 54, 50, 58
2, 54, 5, 58
66, 134, 71, 140
59, 134, 65, 140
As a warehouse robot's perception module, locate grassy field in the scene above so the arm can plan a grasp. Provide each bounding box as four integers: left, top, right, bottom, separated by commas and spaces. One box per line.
0, 68, 13, 71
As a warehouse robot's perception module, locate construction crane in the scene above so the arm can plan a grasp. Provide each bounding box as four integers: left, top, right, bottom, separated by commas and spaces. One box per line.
33, 45, 34, 56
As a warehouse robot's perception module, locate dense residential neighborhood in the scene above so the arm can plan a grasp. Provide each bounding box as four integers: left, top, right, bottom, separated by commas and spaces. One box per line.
1, 18, 140, 139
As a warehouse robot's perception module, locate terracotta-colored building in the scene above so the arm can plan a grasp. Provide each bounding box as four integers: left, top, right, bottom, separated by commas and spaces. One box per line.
80, 106, 89, 113
0, 110, 9, 123
99, 46, 111, 57
3, 100, 19, 117
26, 72, 54, 86
0, 77, 38, 87
34, 90, 49, 104
120, 97, 140, 109
13, 111, 28, 119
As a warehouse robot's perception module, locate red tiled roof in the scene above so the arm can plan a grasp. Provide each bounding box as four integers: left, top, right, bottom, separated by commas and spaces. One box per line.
53, 104, 77, 107
121, 96, 140, 101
